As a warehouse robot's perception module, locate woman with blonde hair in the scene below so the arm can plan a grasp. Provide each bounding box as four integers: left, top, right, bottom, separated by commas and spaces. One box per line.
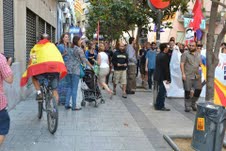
97, 42, 113, 97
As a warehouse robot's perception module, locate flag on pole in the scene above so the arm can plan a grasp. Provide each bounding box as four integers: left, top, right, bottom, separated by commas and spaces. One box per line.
96, 21, 100, 44
189, 0, 204, 31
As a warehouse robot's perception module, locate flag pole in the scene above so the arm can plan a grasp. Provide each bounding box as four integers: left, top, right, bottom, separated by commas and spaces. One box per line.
97, 20, 100, 46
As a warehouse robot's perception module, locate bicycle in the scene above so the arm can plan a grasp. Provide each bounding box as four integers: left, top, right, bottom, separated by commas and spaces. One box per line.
37, 75, 58, 134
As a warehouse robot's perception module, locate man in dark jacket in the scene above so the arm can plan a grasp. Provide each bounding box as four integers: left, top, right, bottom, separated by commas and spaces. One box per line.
112, 42, 128, 98
154, 43, 171, 111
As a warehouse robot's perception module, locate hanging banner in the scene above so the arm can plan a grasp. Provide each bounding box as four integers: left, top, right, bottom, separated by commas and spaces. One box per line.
185, 28, 195, 41
184, 18, 206, 29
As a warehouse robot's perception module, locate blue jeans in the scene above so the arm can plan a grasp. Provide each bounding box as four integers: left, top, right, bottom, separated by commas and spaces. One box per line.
65, 74, 80, 109
148, 69, 154, 89
155, 81, 166, 110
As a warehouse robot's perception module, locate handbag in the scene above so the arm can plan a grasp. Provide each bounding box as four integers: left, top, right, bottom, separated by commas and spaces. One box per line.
79, 64, 85, 78
93, 62, 99, 75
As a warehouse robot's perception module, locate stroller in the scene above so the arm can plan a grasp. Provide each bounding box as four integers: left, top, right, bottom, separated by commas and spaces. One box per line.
81, 69, 105, 107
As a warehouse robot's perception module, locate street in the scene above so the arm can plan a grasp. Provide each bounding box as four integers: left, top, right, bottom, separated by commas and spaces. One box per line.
0, 80, 198, 151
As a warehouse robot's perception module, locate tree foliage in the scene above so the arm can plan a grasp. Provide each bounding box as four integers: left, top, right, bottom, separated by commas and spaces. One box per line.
86, 0, 190, 41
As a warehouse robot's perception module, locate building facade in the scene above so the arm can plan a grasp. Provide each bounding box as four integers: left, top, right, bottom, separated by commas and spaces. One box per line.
146, 0, 226, 44
0, 0, 58, 109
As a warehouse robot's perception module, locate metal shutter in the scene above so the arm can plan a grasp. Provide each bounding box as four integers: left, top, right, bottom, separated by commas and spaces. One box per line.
26, 9, 36, 65
38, 18, 45, 39
46, 23, 51, 38
3, 0, 14, 58
51, 27, 56, 43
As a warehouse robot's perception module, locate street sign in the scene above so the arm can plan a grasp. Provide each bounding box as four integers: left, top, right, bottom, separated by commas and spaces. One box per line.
149, 0, 170, 9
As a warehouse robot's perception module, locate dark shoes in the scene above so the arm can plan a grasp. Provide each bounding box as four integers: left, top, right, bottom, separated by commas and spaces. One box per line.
191, 106, 197, 111
156, 107, 170, 111
113, 90, 116, 95
65, 106, 71, 110
126, 90, 135, 94
185, 108, 191, 112
36, 93, 43, 100
122, 93, 127, 98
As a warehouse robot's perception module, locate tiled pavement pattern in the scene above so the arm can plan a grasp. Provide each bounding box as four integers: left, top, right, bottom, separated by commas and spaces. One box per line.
0, 81, 212, 151
0, 92, 157, 151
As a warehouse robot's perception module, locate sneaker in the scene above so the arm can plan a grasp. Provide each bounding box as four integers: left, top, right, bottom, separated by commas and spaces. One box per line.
122, 94, 127, 98
36, 93, 43, 100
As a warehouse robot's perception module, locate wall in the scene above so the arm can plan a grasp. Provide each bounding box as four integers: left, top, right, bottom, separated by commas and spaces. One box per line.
168, 0, 225, 44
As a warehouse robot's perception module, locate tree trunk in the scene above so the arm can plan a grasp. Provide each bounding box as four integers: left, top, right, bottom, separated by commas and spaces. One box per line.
205, 1, 219, 101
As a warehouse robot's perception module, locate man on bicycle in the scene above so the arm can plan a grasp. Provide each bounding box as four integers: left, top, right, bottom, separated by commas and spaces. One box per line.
20, 34, 67, 103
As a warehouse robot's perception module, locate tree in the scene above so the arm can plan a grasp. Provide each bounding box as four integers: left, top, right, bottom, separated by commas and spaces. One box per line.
86, 0, 189, 41
206, 0, 226, 101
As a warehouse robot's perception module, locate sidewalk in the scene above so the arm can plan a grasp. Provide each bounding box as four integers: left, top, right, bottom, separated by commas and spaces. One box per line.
0, 82, 198, 151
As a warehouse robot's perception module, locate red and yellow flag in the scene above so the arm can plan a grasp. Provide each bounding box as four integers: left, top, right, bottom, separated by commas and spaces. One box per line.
201, 64, 226, 106
20, 39, 67, 87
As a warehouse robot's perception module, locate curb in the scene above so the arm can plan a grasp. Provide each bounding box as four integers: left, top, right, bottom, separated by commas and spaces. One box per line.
163, 134, 181, 151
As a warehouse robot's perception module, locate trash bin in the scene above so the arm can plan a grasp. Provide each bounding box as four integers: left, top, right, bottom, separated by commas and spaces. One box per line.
191, 102, 226, 151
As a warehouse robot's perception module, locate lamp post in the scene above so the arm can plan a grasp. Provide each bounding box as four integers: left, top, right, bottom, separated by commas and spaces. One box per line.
147, 0, 170, 108
147, 0, 170, 47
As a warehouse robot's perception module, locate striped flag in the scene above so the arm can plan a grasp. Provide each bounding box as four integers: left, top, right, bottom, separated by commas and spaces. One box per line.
74, 0, 83, 14
201, 63, 226, 106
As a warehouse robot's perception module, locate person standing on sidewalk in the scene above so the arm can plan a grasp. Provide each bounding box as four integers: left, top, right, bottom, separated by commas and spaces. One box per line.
104, 41, 113, 86
139, 43, 147, 88
112, 42, 128, 98
0, 54, 13, 144
145, 42, 157, 90
180, 41, 202, 112
154, 43, 170, 111
97, 42, 113, 96
126, 37, 137, 94
57, 33, 70, 105
65, 36, 93, 111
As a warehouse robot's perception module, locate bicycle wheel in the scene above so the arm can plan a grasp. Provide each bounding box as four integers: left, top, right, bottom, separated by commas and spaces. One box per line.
47, 96, 58, 134
38, 101, 43, 119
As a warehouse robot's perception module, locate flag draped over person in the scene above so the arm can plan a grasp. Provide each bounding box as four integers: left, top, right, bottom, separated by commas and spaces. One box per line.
20, 39, 67, 87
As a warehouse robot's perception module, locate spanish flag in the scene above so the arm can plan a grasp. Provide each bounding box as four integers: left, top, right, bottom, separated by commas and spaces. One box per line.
201, 64, 226, 106
20, 39, 67, 87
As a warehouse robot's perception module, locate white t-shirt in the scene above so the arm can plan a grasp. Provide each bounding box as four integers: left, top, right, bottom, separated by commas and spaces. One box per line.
99, 52, 109, 68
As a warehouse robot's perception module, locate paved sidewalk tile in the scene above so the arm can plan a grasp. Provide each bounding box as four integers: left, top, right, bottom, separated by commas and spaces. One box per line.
0, 92, 156, 151
130, 92, 195, 137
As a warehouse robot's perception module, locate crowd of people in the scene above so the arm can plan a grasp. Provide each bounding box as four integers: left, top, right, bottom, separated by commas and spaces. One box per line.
1, 32, 226, 145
